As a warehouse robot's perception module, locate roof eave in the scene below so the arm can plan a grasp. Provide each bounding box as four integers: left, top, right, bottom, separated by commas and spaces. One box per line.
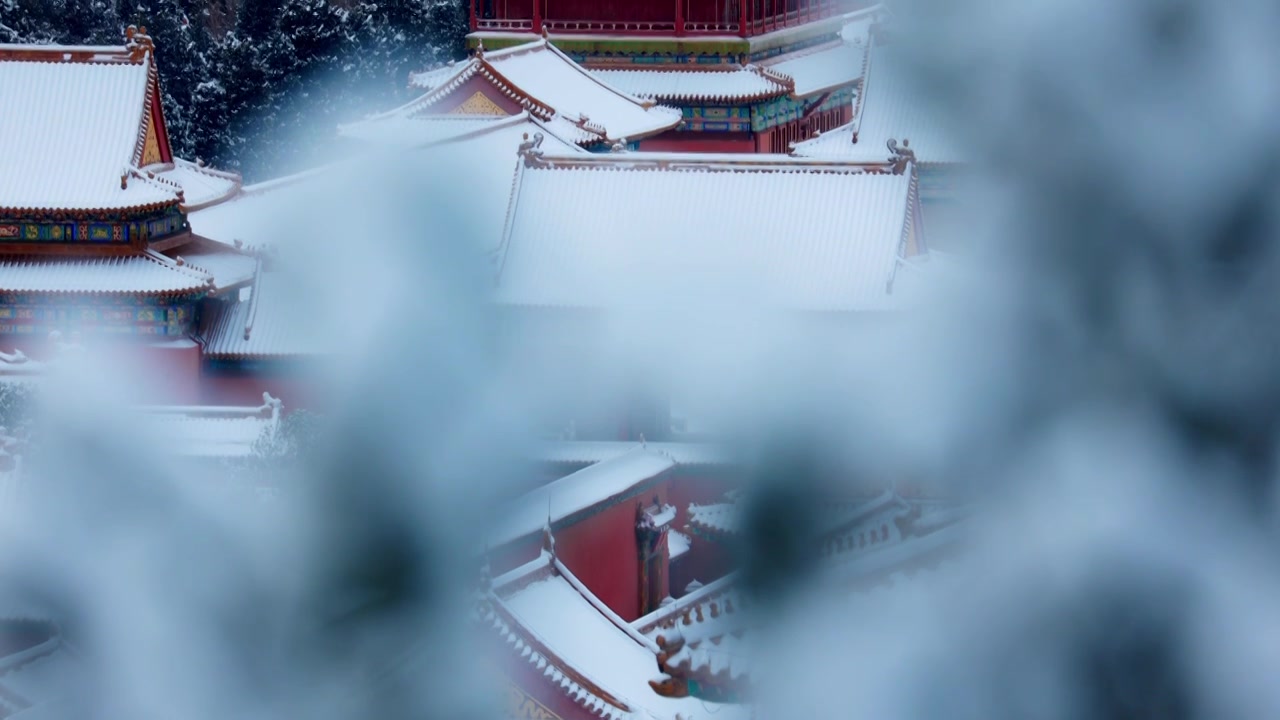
0, 198, 182, 217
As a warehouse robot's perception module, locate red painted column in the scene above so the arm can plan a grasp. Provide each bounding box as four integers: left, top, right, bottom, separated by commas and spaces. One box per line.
737, 0, 746, 37
469, 0, 477, 31
676, 0, 685, 36
533, 0, 543, 35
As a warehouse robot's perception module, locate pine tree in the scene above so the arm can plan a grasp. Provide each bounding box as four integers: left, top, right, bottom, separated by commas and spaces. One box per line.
0, 0, 120, 44
236, 0, 286, 43
348, 0, 469, 109
2, 0, 473, 179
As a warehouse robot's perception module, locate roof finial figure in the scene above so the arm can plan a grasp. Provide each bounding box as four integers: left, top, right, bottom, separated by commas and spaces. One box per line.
124, 24, 155, 62
541, 25, 550, 40
517, 132, 546, 167
887, 138, 915, 175
262, 392, 283, 420
475, 39, 485, 59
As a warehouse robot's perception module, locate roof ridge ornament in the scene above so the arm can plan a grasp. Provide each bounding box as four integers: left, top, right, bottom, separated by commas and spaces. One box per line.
517, 132, 546, 167
475, 39, 485, 59
124, 25, 155, 62
887, 138, 915, 174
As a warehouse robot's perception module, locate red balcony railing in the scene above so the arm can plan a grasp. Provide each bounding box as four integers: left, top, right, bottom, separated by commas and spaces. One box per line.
476, 17, 535, 30
471, 0, 863, 37
543, 19, 678, 34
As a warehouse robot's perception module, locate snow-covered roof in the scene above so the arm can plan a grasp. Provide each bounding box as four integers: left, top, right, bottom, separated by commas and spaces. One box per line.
590, 66, 789, 103
495, 151, 918, 311
0, 46, 181, 213
491, 446, 675, 548
135, 395, 282, 458
184, 170, 322, 254
495, 569, 751, 720
197, 272, 329, 359
177, 247, 258, 293
191, 115, 583, 255
0, 251, 213, 295
405, 39, 682, 143
338, 113, 508, 147
668, 530, 691, 560
534, 440, 733, 467
407, 62, 463, 92
790, 43, 964, 165
762, 37, 870, 98
688, 502, 738, 537
153, 159, 241, 211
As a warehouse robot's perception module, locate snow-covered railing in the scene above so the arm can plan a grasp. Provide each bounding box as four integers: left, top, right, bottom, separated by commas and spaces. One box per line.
633, 572, 738, 634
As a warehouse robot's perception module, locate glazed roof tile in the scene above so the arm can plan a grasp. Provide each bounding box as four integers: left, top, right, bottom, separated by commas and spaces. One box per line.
496, 568, 752, 720
405, 39, 682, 143
0, 252, 211, 295
0, 47, 179, 213
763, 37, 870, 97
495, 153, 916, 310
590, 66, 788, 102
197, 272, 329, 359
153, 159, 241, 211
192, 115, 583, 256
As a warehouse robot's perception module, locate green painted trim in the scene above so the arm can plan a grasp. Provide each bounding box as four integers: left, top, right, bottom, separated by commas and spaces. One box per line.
0, 204, 187, 245
744, 17, 845, 54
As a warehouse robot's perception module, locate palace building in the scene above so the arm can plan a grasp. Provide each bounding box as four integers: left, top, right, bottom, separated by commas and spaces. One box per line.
480, 441, 966, 718
0, 29, 256, 405
460, 0, 883, 152
0, 16, 967, 719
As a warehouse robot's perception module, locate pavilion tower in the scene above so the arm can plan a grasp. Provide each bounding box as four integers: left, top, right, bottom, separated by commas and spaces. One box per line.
0, 27, 254, 402
464, 1, 882, 152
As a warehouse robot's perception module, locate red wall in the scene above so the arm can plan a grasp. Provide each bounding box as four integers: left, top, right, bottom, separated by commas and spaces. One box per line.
136, 341, 203, 404
488, 475, 671, 622
637, 131, 756, 154
198, 371, 321, 410
555, 479, 670, 622
0, 336, 204, 405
